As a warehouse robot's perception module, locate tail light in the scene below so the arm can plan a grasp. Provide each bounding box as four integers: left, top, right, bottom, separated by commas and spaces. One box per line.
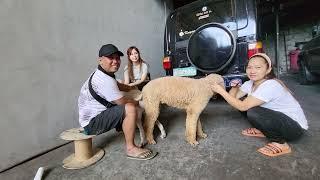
248, 41, 263, 59
162, 56, 171, 70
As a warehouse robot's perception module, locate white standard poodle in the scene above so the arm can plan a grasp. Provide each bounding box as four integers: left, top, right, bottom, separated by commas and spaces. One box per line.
142, 73, 225, 146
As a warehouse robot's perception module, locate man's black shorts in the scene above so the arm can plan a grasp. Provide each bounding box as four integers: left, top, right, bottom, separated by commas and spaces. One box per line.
84, 105, 125, 135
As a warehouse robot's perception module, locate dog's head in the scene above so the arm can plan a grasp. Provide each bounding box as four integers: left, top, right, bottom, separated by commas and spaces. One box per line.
203, 74, 225, 92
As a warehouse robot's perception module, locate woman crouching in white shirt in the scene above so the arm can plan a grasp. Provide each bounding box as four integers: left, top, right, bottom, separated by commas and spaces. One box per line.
211, 53, 308, 157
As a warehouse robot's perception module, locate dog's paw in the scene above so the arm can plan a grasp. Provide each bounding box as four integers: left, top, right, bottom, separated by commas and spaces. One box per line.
190, 141, 199, 147
138, 141, 147, 148
198, 133, 207, 139
160, 132, 167, 139
147, 139, 157, 145
187, 140, 199, 146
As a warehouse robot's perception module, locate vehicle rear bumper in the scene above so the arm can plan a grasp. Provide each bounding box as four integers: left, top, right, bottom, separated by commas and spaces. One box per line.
171, 72, 248, 88
222, 73, 248, 88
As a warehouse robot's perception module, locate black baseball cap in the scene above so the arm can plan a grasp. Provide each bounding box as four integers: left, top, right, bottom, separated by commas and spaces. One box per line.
99, 44, 124, 57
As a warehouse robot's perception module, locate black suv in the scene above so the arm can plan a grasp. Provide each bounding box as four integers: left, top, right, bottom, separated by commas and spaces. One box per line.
163, 0, 263, 87
298, 35, 320, 84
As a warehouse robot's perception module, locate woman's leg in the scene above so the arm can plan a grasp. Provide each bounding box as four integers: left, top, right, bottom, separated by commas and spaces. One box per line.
246, 106, 303, 143
245, 107, 304, 157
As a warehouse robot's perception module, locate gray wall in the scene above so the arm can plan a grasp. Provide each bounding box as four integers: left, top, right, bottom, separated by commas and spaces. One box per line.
0, 0, 172, 171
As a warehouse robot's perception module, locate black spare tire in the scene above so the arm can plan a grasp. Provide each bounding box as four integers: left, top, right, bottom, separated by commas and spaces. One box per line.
187, 23, 236, 72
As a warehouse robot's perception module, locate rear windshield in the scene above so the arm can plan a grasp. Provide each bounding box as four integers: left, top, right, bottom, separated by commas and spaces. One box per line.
174, 0, 245, 41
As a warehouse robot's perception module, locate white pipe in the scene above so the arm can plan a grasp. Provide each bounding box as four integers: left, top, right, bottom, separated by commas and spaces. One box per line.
33, 167, 44, 180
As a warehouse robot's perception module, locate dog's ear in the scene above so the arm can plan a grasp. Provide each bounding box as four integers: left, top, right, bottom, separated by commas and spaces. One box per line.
206, 74, 223, 83
215, 76, 225, 90
205, 74, 225, 90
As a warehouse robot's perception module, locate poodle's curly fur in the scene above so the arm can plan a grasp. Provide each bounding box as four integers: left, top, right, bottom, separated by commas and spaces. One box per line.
142, 74, 224, 146
123, 89, 166, 147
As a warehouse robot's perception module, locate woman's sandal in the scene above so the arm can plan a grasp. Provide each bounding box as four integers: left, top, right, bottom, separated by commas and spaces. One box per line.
241, 128, 266, 138
127, 150, 158, 161
257, 142, 292, 157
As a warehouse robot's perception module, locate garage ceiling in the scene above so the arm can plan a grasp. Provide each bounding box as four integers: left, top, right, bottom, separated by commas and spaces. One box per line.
259, 0, 320, 25
172, 0, 320, 26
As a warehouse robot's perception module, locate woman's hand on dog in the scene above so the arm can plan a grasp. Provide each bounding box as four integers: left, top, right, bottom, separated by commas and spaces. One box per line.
230, 81, 241, 88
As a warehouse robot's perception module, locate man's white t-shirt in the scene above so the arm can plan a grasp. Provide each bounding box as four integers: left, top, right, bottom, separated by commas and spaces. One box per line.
240, 79, 308, 130
124, 62, 148, 82
78, 69, 123, 127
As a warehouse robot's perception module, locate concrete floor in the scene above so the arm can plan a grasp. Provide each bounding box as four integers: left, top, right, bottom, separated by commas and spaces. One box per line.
1, 74, 320, 180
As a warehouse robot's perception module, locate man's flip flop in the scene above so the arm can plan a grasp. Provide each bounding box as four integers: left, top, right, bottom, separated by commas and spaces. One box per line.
127, 150, 158, 161
257, 142, 291, 157
242, 128, 265, 138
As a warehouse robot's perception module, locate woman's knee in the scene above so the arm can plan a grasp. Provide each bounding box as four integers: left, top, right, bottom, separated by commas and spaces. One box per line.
246, 107, 269, 128
124, 103, 137, 117
247, 107, 262, 119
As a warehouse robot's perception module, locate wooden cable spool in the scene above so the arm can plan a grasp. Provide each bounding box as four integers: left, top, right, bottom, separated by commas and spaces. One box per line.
59, 128, 105, 169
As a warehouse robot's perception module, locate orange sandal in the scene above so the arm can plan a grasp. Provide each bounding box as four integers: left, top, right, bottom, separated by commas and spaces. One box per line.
241, 128, 265, 138
257, 142, 291, 157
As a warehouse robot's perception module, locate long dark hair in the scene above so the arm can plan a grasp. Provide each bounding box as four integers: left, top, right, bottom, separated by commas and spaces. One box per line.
126, 46, 147, 82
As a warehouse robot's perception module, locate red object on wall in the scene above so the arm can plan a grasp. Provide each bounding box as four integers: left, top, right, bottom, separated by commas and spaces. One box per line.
289, 49, 300, 73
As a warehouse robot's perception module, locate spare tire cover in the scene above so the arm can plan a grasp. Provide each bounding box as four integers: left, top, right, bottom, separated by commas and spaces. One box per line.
187, 23, 236, 72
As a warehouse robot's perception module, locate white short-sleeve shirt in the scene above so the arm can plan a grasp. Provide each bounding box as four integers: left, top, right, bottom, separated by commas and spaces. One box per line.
240, 79, 308, 130
124, 62, 148, 82
78, 69, 123, 127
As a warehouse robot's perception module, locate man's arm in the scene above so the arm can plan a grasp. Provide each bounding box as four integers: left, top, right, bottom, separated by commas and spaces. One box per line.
117, 82, 136, 92
112, 96, 138, 106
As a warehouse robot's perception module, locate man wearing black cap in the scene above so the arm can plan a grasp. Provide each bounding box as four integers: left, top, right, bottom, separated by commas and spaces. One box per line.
78, 44, 157, 160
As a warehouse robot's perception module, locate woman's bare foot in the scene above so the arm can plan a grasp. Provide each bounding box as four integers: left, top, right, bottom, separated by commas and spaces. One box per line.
242, 128, 265, 138
126, 147, 157, 160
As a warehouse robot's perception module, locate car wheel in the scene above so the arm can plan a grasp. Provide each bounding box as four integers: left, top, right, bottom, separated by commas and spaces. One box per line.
299, 60, 312, 85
